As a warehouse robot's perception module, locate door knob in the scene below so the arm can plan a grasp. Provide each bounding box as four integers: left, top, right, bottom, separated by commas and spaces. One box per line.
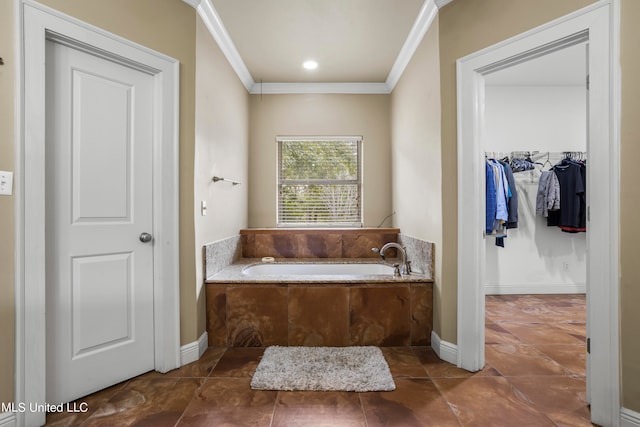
139, 232, 153, 243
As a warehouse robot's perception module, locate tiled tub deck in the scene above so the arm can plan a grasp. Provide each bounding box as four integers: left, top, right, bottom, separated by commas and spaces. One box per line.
205, 260, 433, 348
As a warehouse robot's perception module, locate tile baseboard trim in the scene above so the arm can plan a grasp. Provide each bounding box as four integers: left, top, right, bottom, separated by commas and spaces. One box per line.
431, 330, 458, 366
0, 412, 16, 427
180, 331, 209, 366
622, 407, 640, 427
485, 283, 586, 295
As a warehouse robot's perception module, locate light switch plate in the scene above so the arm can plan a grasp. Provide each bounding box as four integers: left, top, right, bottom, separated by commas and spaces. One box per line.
0, 171, 13, 196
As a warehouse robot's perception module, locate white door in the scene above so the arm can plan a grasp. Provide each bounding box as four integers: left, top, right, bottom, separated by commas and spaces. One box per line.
45, 39, 155, 404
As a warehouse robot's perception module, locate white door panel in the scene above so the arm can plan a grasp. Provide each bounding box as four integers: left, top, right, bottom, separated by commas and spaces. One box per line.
46, 39, 155, 404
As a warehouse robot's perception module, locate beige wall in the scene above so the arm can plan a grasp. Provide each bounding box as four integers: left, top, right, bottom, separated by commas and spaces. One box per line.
194, 17, 249, 336
620, 0, 640, 412
437, 0, 596, 344
248, 94, 392, 228
0, 0, 15, 406
390, 20, 443, 334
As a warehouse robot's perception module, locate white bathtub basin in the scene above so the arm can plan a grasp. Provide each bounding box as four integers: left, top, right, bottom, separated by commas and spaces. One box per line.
241, 263, 396, 276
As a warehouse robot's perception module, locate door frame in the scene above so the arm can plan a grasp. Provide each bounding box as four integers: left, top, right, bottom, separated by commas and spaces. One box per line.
456, 2, 619, 426
16, 1, 180, 425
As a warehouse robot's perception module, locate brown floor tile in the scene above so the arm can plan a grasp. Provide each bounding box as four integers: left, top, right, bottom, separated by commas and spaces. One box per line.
163, 347, 226, 378
485, 344, 572, 377
45, 381, 129, 427
361, 378, 459, 427
271, 391, 366, 427
535, 344, 587, 376
555, 322, 587, 342
381, 347, 429, 378
485, 321, 523, 345
486, 295, 570, 324
413, 347, 500, 378
433, 376, 555, 426
47, 294, 590, 427
178, 377, 277, 427
508, 376, 594, 426
499, 322, 585, 345
209, 347, 264, 378
82, 377, 203, 427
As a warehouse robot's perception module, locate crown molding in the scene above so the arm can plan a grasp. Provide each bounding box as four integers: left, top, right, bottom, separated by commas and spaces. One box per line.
434, 0, 454, 8
182, 0, 201, 8
186, 0, 440, 94
249, 82, 391, 95
186, 0, 255, 91
385, 0, 438, 91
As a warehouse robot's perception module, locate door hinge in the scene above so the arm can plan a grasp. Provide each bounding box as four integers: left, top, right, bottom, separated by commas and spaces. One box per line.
586, 74, 590, 90
587, 338, 591, 354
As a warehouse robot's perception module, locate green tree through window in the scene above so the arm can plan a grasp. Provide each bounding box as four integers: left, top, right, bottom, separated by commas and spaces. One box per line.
277, 137, 362, 226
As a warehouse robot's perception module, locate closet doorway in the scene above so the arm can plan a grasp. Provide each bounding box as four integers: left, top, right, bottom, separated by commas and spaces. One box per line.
456, 3, 619, 426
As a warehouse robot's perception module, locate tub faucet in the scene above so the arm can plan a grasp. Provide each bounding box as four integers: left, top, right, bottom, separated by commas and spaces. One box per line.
373, 243, 411, 276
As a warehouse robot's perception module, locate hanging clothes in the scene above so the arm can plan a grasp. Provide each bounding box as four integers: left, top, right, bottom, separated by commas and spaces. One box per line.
536, 170, 561, 217
485, 157, 518, 247
499, 159, 518, 229
547, 158, 587, 232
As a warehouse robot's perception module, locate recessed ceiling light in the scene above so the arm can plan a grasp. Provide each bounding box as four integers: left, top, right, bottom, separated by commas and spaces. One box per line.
303, 60, 318, 70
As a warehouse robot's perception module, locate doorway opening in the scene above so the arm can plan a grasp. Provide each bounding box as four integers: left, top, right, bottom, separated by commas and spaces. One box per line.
456, 3, 619, 426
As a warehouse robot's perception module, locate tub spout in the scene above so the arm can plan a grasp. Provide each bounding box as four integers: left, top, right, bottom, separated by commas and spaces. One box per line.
379, 243, 410, 276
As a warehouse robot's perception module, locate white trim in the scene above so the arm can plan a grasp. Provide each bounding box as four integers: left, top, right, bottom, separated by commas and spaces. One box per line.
276, 135, 363, 143
17, 2, 181, 425
434, 0, 454, 8
485, 283, 586, 295
191, 0, 254, 91
0, 412, 16, 427
180, 332, 209, 366
182, 0, 200, 8
622, 408, 640, 427
430, 331, 457, 366
456, 2, 619, 426
249, 82, 391, 95
385, 0, 438, 91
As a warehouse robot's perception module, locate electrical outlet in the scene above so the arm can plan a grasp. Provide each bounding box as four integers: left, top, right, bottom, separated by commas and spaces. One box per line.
562, 262, 570, 272
0, 171, 13, 196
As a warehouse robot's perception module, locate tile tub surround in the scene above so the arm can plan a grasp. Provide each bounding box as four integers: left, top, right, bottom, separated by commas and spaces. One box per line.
240, 228, 401, 259
203, 229, 435, 279
205, 263, 433, 348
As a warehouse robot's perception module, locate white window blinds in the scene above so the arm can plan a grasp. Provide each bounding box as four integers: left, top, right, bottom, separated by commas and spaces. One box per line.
277, 136, 363, 227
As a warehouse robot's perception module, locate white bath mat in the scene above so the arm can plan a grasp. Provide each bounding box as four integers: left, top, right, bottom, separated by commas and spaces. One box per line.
250, 346, 395, 392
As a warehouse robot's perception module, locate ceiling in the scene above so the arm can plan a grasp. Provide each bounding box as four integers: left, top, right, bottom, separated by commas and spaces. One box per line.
192, 0, 585, 93
211, 0, 425, 84
190, 0, 443, 92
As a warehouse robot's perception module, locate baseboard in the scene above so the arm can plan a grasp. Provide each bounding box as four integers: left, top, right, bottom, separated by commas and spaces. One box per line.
622, 407, 640, 427
485, 283, 586, 295
0, 412, 16, 427
180, 331, 209, 366
430, 330, 458, 366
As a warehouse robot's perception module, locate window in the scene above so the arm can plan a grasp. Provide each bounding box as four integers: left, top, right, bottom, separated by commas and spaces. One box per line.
277, 136, 362, 227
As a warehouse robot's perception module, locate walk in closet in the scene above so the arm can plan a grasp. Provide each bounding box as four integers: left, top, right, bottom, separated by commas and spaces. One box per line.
483, 42, 588, 296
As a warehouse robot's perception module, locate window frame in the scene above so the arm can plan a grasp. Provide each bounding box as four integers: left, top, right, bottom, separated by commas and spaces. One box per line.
276, 136, 363, 228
